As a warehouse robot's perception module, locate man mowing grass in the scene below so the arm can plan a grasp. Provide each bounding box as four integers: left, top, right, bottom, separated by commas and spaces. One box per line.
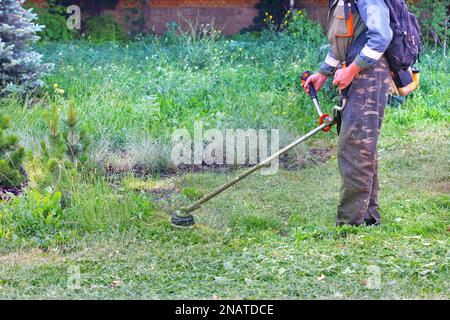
303, 0, 394, 226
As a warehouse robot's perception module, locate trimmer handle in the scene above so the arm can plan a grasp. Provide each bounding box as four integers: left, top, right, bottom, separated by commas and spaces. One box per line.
301, 70, 317, 99
339, 63, 349, 100
340, 86, 350, 100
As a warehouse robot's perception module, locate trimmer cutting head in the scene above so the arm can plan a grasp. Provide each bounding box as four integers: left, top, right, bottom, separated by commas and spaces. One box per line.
170, 210, 195, 228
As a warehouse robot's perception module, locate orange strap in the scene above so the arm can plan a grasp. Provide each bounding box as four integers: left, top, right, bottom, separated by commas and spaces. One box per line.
336, 11, 354, 38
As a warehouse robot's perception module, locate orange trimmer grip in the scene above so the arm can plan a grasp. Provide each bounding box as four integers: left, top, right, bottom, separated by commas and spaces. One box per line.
319, 114, 332, 132
300, 70, 317, 99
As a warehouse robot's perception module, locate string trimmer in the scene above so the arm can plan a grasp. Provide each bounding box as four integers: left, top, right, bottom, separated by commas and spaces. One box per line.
171, 71, 349, 228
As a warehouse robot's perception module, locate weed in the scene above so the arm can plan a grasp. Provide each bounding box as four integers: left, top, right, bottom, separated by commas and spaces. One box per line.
0, 189, 71, 247
181, 187, 204, 200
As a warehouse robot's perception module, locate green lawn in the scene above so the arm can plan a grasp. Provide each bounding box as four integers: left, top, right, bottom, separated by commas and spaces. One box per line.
0, 31, 449, 299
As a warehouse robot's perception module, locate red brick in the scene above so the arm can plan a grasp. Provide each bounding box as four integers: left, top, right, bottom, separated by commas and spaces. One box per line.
26, 0, 330, 35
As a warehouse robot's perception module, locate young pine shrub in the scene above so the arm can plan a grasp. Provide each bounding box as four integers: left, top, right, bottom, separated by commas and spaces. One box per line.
39, 102, 89, 189
64, 101, 89, 165
0, 0, 52, 95
0, 113, 26, 189
42, 101, 89, 167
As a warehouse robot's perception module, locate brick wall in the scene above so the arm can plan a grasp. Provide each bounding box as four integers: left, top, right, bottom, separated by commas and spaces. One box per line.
85, 0, 259, 35
145, 0, 260, 35
26, 0, 331, 35
27, 0, 46, 7
295, 0, 329, 26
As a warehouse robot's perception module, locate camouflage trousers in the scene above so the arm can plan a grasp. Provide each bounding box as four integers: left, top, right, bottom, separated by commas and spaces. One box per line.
336, 56, 391, 226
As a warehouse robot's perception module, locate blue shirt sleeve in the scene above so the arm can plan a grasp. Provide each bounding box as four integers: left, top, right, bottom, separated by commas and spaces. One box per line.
354, 0, 393, 69
319, 50, 340, 76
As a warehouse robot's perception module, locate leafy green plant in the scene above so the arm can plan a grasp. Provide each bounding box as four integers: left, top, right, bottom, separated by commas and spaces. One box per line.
407, 0, 449, 53
286, 10, 325, 44
181, 187, 204, 200
0, 113, 26, 188
24, 0, 78, 41
0, 189, 68, 246
84, 14, 126, 42
247, 0, 291, 32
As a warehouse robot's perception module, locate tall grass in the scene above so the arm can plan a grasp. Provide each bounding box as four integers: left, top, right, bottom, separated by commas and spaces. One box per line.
0, 22, 448, 174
